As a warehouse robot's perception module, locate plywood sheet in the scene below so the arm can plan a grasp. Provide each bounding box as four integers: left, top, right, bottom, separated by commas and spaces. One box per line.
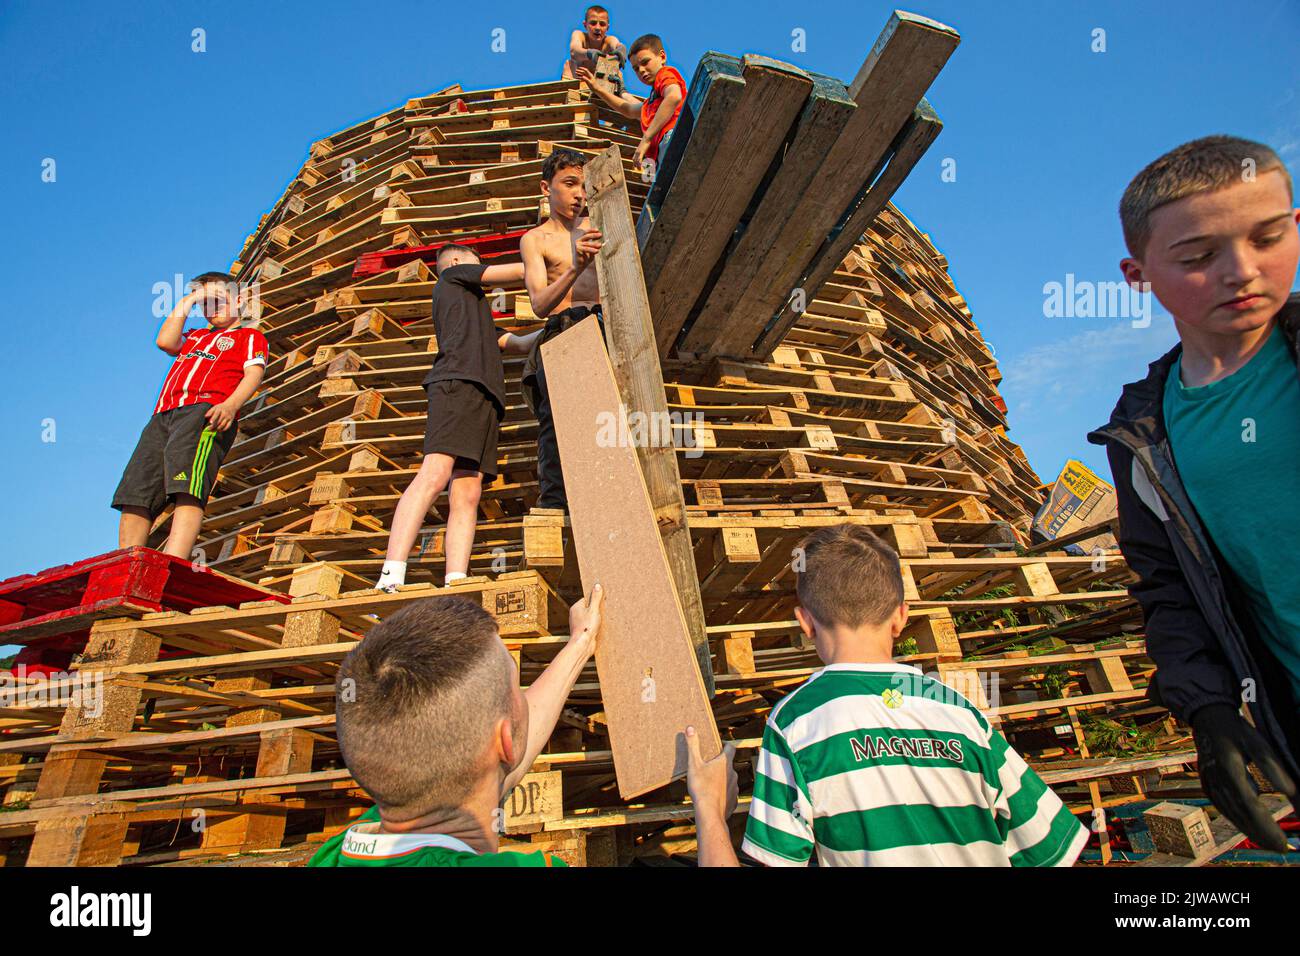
542, 317, 721, 797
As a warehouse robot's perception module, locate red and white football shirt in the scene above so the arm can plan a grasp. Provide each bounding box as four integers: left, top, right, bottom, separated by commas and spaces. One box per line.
154, 326, 269, 415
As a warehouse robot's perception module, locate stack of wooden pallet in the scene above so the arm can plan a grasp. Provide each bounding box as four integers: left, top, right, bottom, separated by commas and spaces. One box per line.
0, 26, 1213, 867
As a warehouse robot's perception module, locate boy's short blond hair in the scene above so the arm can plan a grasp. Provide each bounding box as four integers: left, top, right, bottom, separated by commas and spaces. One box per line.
795, 524, 904, 629
1120, 135, 1294, 258
336, 597, 514, 819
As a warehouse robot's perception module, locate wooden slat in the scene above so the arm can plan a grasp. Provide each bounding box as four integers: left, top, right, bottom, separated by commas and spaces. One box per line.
637, 54, 813, 357
585, 145, 714, 693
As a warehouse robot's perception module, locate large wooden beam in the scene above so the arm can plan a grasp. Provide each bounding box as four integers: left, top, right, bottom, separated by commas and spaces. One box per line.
713, 11, 958, 359
754, 101, 944, 358
585, 144, 714, 694
636, 55, 813, 358
542, 317, 721, 797
683, 71, 856, 355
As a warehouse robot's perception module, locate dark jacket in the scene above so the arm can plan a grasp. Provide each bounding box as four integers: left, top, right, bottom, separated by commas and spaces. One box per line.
1087, 293, 1300, 779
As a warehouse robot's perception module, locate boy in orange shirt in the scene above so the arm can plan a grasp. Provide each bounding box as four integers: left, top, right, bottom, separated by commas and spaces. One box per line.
578, 33, 685, 175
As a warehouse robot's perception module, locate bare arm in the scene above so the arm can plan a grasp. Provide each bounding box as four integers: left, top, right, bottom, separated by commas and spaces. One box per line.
578, 66, 642, 117
479, 262, 525, 286
502, 585, 604, 793
498, 328, 544, 355
685, 727, 741, 866
569, 29, 589, 58
641, 82, 683, 142
156, 289, 204, 355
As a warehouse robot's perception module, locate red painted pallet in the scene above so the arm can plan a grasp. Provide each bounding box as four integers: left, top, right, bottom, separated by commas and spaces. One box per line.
351, 228, 526, 279
0, 548, 287, 648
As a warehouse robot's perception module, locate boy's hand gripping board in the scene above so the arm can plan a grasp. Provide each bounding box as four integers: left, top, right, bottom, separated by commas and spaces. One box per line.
541, 317, 722, 797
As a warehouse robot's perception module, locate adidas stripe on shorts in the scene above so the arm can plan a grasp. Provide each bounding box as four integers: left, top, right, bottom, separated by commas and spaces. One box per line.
112, 404, 238, 516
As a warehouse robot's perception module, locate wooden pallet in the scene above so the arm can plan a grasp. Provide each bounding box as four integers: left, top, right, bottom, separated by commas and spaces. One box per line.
0, 25, 1214, 867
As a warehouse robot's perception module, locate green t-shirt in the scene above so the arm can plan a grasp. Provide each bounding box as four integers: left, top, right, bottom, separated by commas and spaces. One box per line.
307, 806, 567, 867
1163, 321, 1300, 703
742, 663, 1087, 866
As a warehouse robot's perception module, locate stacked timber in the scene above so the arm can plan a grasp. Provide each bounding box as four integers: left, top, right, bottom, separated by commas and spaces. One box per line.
0, 28, 1214, 867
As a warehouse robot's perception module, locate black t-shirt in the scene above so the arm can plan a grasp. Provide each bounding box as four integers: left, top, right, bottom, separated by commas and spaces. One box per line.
423, 263, 507, 418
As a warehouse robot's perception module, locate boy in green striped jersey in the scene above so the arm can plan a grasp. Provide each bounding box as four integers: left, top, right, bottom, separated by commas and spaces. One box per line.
686, 524, 1087, 867
309, 586, 602, 867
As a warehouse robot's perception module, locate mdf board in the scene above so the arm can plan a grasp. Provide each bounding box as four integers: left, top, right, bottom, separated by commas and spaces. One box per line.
542, 317, 721, 798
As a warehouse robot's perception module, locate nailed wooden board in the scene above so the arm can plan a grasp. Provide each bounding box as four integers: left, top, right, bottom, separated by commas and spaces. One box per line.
584, 144, 714, 694
684, 70, 856, 356
542, 317, 721, 797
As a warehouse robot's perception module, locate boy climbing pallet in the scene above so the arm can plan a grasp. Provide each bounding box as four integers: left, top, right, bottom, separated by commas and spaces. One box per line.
578, 33, 685, 174
562, 4, 627, 92
513, 148, 606, 511
376, 247, 524, 591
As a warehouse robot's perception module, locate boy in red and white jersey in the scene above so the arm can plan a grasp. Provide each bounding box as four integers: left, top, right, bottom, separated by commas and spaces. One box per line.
112, 272, 268, 559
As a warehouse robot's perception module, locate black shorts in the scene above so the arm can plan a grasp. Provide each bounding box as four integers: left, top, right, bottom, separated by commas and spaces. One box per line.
112, 404, 238, 516
423, 379, 500, 478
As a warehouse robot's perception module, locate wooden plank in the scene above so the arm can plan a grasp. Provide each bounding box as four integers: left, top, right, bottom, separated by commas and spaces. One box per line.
541, 317, 720, 797
755, 102, 943, 357
686, 71, 857, 356
585, 144, 714, 694
710, 13, 958, 359
637, 54, 814, 357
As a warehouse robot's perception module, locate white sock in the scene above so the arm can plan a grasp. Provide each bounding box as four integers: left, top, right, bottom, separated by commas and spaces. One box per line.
377, 561, 407, 589
444, 571, 468, 586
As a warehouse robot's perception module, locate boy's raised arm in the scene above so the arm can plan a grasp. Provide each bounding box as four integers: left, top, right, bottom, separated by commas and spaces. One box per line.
501, 584, 604, 794
479, 262, 525, 286
576, 66, 641, 118
521, 228, 602, 318
156, 287, 205, 355
686, 726, 741, 866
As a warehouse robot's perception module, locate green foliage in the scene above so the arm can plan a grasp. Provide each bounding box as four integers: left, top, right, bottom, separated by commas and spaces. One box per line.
1083, 715, 1159, 756
895, 637, 919, 657
946, 583, 1019, 629
1039, 665, 1070, 700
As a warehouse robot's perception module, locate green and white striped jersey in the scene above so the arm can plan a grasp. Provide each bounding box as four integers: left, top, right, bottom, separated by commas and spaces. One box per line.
741, 663, 1088, 867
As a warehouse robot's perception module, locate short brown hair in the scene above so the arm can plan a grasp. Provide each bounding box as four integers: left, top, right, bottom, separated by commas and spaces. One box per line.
584, 5, 608, 21
435, 243, 479, 275
629, 34, 665, 58
336, 597, 514, 818
795, 524, 904, 629
542, 147, 587, 183
191, 270, 236, 286
1120, 135, 1294, 258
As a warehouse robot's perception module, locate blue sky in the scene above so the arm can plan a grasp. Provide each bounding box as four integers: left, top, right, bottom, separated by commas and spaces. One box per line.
1, 0, 1298, 582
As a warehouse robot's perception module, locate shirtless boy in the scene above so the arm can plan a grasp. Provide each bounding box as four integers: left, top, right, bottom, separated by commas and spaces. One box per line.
561, 6, 626, 83
502, 149, 603, 511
